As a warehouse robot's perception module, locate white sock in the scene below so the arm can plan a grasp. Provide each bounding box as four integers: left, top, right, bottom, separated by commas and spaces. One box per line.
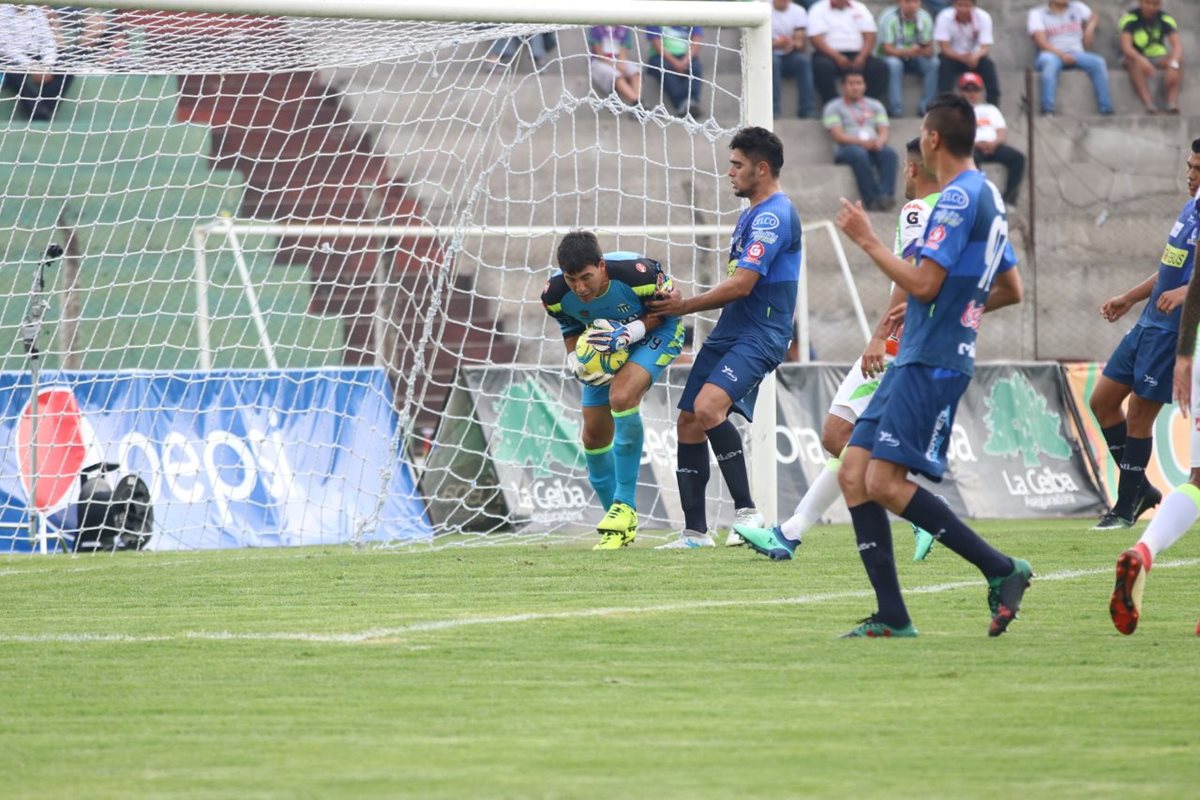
780, 456, 842, 541
1138, 483, 1200, 560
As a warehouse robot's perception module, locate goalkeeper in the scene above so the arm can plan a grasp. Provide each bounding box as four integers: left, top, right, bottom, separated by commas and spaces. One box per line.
542, 231, 685, 549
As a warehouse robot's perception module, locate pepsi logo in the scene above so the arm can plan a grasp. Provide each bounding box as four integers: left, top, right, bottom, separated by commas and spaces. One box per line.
15, 387, 101, 513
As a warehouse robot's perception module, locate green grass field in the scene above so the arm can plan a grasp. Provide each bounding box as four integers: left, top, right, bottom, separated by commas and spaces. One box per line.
2, 519, 1198, 799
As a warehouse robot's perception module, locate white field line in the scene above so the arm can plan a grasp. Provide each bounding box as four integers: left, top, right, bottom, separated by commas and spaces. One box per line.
1, 559, 1196, 645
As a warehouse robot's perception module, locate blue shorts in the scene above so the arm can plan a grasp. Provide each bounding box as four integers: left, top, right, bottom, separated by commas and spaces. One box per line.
1101, 324, 1177, 405
677, 338, 782, 422
581, 318, 685, 408
848, 363, 971, 482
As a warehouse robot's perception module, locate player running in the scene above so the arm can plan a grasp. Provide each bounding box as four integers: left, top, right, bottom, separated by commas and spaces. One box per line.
541, 231, 685, 550
734, 136, 942, 562
648, 127, 801, 548
1109, 139, 1200, 635
833, 93, 1029, 638
1090, 145, 1200, 530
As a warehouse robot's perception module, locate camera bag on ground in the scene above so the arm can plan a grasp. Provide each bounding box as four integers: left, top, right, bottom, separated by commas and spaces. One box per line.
72, 462, 155, 552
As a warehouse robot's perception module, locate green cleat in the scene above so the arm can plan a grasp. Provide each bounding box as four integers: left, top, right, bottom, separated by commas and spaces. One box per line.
839, 614, 918, 638
732, 524, 798, 561
912, 524, 936, 561
593, 528, 636, 550
987, 558, 1033, 636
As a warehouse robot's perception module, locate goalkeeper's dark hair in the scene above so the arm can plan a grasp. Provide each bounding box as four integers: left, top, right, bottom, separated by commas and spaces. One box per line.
1192, 137, 1200, 154
556, 230, 604, 274
923, 93, 976, 158
730, 126, 784, 177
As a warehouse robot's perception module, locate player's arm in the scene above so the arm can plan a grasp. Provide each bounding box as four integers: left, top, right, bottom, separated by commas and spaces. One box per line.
1101, 272, 1157, 322
1173, 273, 1200, 414
984, 266, 1023, 312
861, 283, 907, 378
836, 198, 945, 302
646, 268, 760, 317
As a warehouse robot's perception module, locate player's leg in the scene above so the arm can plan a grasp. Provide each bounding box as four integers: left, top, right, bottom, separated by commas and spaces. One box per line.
580, 398, 617, 514
1091, 328, 1142, 527
1111, 354, 1200, 633
836, 400, 916, 639
736, 360, 869, 559
1117, 327, 1177, 521
659, 342, 723, 549
869, 364, 1032, 635
691, 343, 781, 543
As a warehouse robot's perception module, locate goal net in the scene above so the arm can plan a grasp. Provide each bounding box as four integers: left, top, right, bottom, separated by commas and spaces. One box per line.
0, 1, 841, 552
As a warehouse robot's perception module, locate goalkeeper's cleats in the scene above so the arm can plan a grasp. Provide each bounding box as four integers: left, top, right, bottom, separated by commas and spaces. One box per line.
1110, 544, 1150, 636
593, 528, 636, 550
912, 524, 936, 561
733, 524, 798, 561
987, 558, 1033, 637
839, 614, 918, 639
654, 530, 716, 549
594, 502, 637, 549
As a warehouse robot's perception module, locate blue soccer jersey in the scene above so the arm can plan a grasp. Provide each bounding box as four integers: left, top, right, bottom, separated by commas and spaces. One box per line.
898, 170, 1018, 376
541, 251, 676, 336
1138, 198, 1198, 332
706, 192, 802, 357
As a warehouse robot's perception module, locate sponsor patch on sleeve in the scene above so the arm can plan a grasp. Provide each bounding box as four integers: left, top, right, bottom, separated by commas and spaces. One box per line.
745, 241, 766, 264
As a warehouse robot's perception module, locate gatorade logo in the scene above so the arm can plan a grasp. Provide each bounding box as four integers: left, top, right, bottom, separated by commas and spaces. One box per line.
15, 387, 102, 513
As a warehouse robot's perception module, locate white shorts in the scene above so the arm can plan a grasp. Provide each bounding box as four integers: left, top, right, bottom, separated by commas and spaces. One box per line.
829, 357, 888, 424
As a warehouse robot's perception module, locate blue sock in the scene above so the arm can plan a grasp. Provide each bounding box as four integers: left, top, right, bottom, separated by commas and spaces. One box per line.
612, 407, 644, 508
585, 443, 616, 511
1114, 436, 1153, 518
676, 441, 710, 533
901, 487, 1010, 578
705, 419, 754, 510
848, 502, 909, 629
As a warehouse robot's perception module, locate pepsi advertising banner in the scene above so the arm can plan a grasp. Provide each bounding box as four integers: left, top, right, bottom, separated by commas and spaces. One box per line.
0, 368, 430, 552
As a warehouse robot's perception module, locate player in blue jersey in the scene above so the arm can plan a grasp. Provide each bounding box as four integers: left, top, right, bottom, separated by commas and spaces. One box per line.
1089, 148, 1200, 531
833, 94, 1029, 637
542, 231, 685, 550
1109, 139, 1200, 636
647, 127, 802, 549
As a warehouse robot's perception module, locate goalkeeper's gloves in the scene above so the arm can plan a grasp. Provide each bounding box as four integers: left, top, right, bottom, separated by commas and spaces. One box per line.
585, 319, 646, 353
564, 350, 613, 386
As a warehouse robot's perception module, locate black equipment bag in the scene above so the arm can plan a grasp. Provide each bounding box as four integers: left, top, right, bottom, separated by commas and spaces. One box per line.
73, 462, 154, 552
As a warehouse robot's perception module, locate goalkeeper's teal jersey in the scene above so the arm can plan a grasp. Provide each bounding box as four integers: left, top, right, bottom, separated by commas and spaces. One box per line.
541, 252, 675, 337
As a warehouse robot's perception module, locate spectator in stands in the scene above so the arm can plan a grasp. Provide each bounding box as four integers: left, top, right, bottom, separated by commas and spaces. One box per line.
488, 32, 556, 71
0, 4, 72, 122
958, 71, 1026, 206
1119, 0, 1183, 115
807, 0, 889, 106
646, 25, 705, 119
770, 0, 816, 118
587, 25, 642, 106
934, 0, 1000, 106
877, 0, 938, 117
1028, 0, 1114, 116
824, 70, 897, 211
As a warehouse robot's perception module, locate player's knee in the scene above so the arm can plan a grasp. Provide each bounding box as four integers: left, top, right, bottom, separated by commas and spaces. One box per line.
581, 429, 612, 451
838, 462, 866, 498
608, 385, 638, 413
677, 412, 704, 441
692, 401, 726, 431
863, 469, 899, 506
821, 416, 852, 457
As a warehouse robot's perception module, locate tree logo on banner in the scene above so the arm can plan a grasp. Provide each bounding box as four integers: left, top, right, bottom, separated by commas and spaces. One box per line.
490, 378, 585, 477
983, 373, 1072, 467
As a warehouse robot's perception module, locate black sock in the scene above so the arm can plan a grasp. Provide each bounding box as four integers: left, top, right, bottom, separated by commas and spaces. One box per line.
848, 502, 909, 628
1100, 421, 1127, 465
902, 487, 1011, 578
1114, 436, 1153, 518
676, 441, 710, 533
704, 419, 754, 510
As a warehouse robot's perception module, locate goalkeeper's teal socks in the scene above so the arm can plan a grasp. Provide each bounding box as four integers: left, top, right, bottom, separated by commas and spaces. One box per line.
612, 406, 644, 508
584, 443, 616, 511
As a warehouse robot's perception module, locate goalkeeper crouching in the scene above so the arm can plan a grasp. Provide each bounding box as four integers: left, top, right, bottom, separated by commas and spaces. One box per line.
542, 230, 685, 549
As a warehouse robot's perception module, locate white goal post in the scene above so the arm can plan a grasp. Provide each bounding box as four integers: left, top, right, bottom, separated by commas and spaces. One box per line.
3, 0, 873, 548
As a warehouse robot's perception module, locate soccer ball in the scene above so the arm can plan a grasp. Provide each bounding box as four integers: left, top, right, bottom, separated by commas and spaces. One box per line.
575, 331, 630, 377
